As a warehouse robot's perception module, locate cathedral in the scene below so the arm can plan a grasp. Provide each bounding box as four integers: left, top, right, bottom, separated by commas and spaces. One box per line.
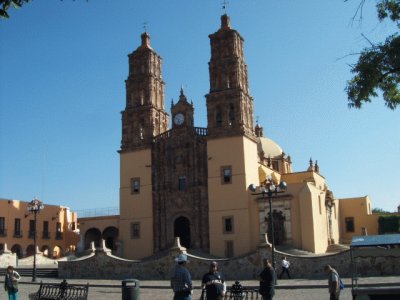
81, 14, 378, 260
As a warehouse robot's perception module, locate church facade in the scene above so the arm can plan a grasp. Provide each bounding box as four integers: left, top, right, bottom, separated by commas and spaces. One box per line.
82, 14, 380, 260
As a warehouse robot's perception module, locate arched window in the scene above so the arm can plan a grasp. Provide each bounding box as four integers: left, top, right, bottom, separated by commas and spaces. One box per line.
216, 108, 222, 127
228, 104, 235, 126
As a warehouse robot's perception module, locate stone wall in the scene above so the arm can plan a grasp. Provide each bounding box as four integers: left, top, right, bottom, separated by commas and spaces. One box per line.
57, 239, 400, 280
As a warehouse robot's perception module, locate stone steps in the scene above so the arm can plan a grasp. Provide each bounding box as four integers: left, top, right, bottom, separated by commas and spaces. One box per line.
0, 267, 58, 278
326, 244, 350, 253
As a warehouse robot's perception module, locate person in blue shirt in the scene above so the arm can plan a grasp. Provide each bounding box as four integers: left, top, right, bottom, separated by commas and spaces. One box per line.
202, 261, 226, 300
171, 254, 192, 300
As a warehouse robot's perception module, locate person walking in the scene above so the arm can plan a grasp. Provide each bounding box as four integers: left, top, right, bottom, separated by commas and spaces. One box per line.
4, 265, 21, 300
170, 254, 192, 300
259, 259, 276, 300
279, 256, 291, 279
202, 261, 226, 300
324, 264, 340, 300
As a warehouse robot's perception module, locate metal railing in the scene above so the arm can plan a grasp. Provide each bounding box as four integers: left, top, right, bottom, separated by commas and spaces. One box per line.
76, 207, 119, 218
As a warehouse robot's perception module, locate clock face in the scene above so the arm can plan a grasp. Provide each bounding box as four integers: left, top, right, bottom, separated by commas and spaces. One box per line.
174, 113, 184, 125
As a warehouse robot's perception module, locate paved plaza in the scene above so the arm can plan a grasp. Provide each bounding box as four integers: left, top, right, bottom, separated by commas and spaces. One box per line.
6, 276, 400, 300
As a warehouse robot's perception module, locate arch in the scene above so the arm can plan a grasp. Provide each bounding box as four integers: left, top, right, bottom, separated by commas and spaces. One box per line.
53, 245, 62, 258
26, 244, 35, 256
41, 245, 51, 257
11, 244, 22, 258
0, 243, 4, 254
215, 109, 222, 127
102, 226, 119, 251
84, 227, 102, 250
267, 210, 286, 246
174, 216, 191, 249
228, 104, 235, 125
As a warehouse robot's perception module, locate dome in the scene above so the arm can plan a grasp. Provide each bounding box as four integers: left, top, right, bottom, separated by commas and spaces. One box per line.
257, 136, 283, 158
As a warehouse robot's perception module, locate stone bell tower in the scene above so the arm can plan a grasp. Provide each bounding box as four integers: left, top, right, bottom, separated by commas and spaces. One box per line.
206, 14, 255, 140
119, 32, 168, 259
206, 15, 259, 257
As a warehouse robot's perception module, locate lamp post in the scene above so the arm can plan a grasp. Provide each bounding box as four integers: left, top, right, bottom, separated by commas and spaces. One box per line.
249, 176, 287, 270
27, 198, 44, 282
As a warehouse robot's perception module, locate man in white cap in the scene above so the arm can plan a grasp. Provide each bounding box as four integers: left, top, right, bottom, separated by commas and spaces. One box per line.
171, 253, 192, 300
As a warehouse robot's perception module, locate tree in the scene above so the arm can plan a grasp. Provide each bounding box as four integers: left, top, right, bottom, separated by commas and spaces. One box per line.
372, 207, 390, 213
0, 0, 31, 19
346, 0, 400, 110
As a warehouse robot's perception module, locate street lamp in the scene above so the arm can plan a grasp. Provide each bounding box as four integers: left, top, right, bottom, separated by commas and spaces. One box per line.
249, 176, 287, 270
27, 198, 44, 282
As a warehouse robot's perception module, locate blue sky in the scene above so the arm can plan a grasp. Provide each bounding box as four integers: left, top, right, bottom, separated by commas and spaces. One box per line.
0, 0, 399, 212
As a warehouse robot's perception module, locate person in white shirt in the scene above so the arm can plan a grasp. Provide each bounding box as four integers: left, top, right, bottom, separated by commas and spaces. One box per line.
279, 257, 291, 279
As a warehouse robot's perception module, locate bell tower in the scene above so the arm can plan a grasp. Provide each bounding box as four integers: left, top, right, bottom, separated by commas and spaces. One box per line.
206, 14, 255, 140
206, 15, 260, 257
119, 31, 168, 259
121, 32, 169, 152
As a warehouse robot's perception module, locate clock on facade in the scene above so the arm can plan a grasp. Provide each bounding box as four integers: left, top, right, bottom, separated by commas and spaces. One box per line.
174, 113, 185, 125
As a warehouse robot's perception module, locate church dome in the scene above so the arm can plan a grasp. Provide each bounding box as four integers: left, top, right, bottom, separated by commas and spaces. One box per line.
257, 136, 283, 158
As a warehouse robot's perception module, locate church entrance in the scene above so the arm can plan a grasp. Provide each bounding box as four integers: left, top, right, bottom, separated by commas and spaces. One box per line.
267, 210, 286, 246
174, 216, 191, 249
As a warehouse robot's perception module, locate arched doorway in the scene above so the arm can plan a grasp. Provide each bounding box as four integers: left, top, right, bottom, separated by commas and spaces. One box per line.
267, 210, 286, 246
174, 216, 191, 248
41, 245, 51, 257
26, 244, 35, 256
11, 244, 22, 258
102, 227, 119, 252
84, 228, 102, 250
53, 245, 62, 258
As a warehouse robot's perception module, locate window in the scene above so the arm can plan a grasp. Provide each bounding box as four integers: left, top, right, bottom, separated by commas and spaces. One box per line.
216, 109, 222, 127
225, 240, 234, 258
131, 223, 140, 239
345, 217, 355, 232
318, 195, 322, 215
56, 222, 63, 239
223, 216, 234, 234
14, 218, 21, 237
178, 176, 186, 191
43, 221, 50, 239
29, 220, 35, 238
228, 104, 235, 125
131, 178, 140, 194
221, 166, 232, 184
0, 217, 5, 236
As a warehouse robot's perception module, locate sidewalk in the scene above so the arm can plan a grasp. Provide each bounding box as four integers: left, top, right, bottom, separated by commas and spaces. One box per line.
16, 275, 400, 288
9, 276, 400, 300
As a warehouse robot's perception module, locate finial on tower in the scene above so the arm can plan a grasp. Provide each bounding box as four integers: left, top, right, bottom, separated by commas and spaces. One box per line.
140, 21, 152, 49
221, 0, 229, 13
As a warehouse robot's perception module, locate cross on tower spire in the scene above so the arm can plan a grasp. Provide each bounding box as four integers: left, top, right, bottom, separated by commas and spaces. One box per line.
143, 21, 148, 33
221, 0, 229, 13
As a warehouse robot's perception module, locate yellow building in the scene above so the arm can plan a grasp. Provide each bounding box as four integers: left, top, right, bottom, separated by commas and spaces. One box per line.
78, 14, 382, 260
0, 198, 79, 258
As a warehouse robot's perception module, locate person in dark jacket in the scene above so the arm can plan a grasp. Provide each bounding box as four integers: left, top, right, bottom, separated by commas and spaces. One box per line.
4, 265, 21, 300
259, 259, 275, 300
202, 261, 226, 300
